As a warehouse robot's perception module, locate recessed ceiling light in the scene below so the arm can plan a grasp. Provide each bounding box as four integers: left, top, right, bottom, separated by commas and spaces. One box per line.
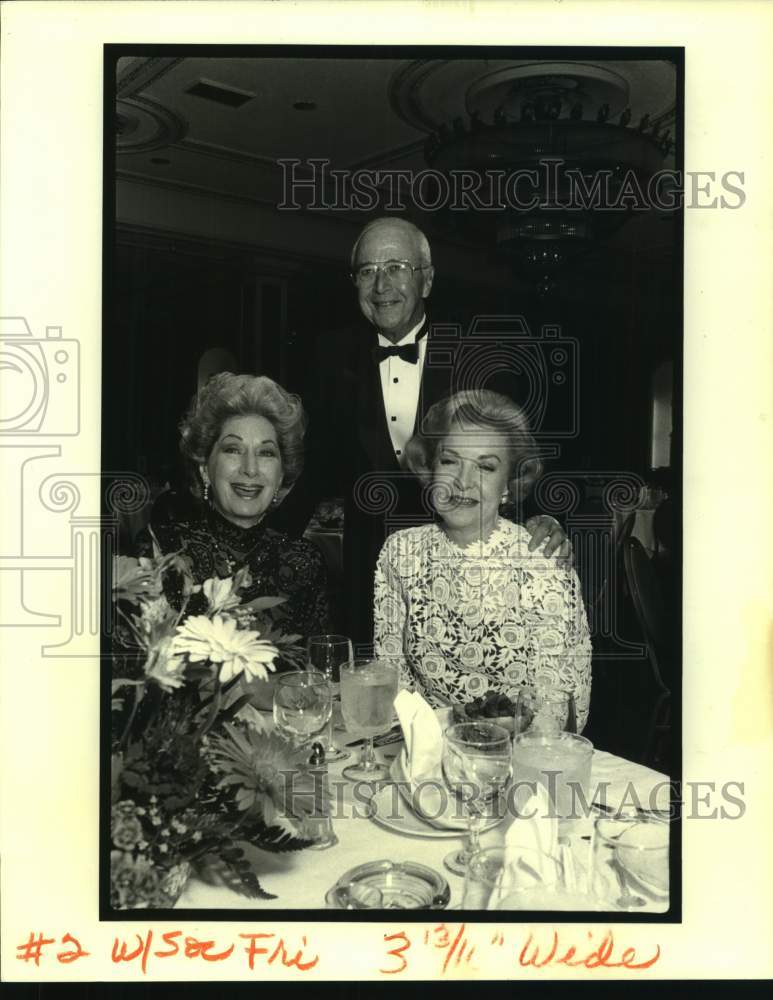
293, 100, 317, 111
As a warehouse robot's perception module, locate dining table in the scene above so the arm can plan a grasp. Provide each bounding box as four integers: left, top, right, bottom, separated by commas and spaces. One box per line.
177, 709, 672, 912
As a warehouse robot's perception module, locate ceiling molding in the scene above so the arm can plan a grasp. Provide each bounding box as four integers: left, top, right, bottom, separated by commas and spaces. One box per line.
117, 57, 185, 99
116, 168, 376, 228
389, 58, 677, 133
348, 138, 426, 172
178, 134, 426, 175
116, 96, 188, 153
388, 59, 448, 131
113, 56, 677, 220
117, 168, 277, 208
175, 137, 280, 170
115, 222, 343, 273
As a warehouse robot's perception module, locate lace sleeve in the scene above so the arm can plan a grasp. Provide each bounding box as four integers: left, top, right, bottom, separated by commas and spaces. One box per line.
527, 562, 593, 733
562, 567, 592, 734
373, 537, 413, 691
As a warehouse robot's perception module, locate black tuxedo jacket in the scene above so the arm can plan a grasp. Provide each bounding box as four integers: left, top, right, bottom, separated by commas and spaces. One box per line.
269, 314, 533, 645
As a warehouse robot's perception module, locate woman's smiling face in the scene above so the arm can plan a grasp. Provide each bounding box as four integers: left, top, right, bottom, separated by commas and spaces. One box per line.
431, 431, 511, 545
201, 414, 283, 528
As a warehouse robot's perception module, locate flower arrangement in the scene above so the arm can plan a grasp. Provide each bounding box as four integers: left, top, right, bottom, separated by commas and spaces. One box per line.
110, 549, 323, 909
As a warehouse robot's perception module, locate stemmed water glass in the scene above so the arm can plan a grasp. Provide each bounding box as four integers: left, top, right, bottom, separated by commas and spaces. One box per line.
441, 722, 513, 877
272, 671, 338, 851
307, 634, 353, 762
339, 658, 399, 782
272, 670, 333, 750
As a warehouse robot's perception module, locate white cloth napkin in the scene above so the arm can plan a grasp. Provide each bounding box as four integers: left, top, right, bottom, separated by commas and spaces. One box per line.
394, 689, 443, 782
393, 690, 460, 827
503, 782, 558, 857
486, 783, 561, 907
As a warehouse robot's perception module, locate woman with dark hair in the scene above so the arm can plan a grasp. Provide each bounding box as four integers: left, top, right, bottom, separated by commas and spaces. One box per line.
140, 373, 329, 648
373, 389, 592, 731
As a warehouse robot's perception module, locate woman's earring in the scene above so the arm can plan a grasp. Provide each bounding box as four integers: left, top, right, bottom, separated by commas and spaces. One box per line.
271, 490, 280, 506
203, 482, 210, 502
500, 490, 509, 505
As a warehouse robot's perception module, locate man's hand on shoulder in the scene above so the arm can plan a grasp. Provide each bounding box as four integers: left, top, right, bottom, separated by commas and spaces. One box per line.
525, 514, 572, 565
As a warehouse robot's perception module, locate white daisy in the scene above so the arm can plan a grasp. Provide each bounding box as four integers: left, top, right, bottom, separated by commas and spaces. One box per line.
172, 614, 278, 684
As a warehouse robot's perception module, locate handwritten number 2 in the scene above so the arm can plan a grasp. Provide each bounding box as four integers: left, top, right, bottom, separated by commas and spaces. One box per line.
381, 931, 411, 974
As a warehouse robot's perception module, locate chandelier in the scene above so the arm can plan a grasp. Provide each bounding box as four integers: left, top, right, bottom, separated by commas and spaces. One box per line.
395, 61, 677, 287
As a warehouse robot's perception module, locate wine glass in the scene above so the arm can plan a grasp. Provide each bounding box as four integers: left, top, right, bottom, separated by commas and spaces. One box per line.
514, 685, 577, 736
340, 658, 399, 782
272, 671, 333, 749
307, 634, 353, 763
441, 722, 512, 877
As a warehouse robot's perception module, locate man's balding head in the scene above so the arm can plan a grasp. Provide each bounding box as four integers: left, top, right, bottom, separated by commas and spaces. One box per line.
351, 217, 435, 344
351, 217, 432, 269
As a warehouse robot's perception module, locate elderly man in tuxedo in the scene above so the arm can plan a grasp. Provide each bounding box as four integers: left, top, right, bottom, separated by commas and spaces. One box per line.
275, 216, 568, 648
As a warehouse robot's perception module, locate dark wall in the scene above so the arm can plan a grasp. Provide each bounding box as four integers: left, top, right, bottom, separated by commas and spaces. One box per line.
106, 240, 273, 486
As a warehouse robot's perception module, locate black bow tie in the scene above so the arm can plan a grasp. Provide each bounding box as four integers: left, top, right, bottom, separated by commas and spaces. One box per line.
372, 342, 419, 365
371, 326, 428, 366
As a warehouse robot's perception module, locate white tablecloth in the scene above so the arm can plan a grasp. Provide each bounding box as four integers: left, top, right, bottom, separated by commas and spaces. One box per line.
177, 723, 670, 911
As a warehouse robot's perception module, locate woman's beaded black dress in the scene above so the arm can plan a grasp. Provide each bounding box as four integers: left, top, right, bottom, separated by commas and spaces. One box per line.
137, 491, 330, 642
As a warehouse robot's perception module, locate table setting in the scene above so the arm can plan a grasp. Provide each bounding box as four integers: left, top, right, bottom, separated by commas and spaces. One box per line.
177, 642, 671, 913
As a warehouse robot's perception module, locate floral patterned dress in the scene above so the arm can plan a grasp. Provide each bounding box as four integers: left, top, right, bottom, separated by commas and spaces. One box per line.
373, 519, 592, 731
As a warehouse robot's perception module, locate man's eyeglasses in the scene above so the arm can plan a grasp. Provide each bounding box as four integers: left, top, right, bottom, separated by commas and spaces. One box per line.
351, 259, 430, 287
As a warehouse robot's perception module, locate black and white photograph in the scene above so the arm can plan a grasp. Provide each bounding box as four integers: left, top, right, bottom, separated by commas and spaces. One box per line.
105, 48, 683, 917
2, 0, 773, 984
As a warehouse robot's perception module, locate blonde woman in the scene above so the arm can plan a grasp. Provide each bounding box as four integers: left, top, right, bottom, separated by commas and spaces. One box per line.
373, 390, 591, 731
